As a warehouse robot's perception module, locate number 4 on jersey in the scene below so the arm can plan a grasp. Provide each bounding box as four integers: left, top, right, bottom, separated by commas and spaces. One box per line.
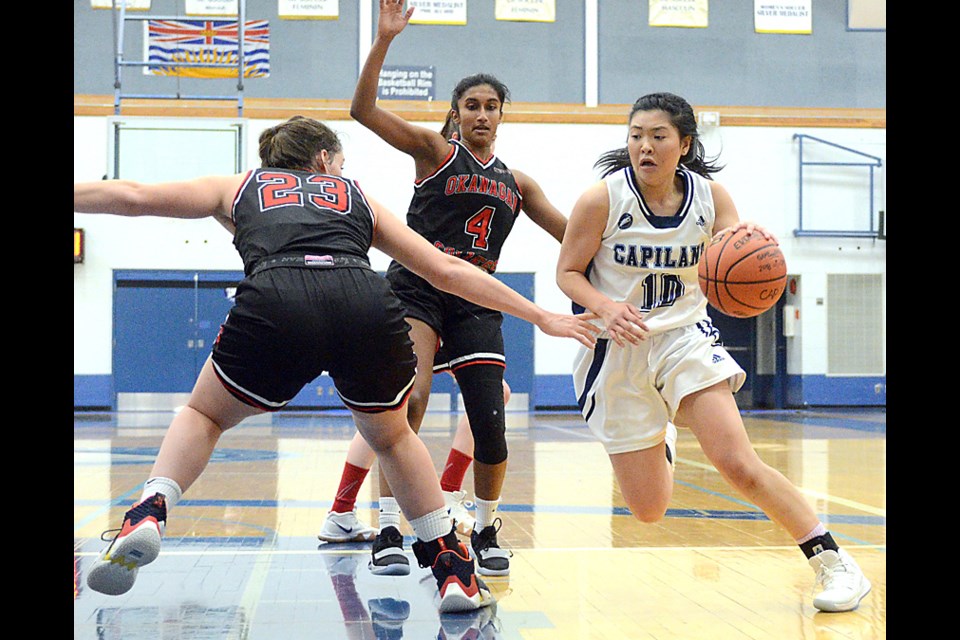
465, 206, 495, 250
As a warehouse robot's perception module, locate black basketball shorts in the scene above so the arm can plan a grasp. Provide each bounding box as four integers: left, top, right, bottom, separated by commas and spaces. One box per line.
211, 266, 416, 412
386, 262, 505, 374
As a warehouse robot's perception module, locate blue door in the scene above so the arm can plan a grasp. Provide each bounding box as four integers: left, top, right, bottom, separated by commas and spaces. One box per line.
113, 270, 243, 395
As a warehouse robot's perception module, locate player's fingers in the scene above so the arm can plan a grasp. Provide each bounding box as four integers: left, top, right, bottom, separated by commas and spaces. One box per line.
571, 320, 597, 344
626, 311, 648, 331
608, 326, 625, 347
615, 323, 640, 346
577, 329, 597, 348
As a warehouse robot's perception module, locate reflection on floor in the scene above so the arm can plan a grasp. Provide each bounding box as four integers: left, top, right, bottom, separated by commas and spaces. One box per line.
74, 408, 886, 639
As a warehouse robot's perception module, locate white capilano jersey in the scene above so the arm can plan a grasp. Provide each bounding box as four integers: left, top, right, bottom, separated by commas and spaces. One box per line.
586, 166, 715, 335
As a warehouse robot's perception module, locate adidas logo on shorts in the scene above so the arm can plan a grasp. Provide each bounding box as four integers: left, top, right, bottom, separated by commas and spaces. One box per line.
712, 354, 724, 363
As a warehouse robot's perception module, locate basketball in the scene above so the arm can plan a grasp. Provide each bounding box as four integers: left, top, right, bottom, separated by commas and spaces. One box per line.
698, 227, 787, 318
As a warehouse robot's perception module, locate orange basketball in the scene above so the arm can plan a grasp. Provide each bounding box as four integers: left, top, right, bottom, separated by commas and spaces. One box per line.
698, 227, 787, 318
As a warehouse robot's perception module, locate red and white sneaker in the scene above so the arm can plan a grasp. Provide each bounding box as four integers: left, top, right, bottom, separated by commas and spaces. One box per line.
87, 493, 167, 596
413, 530, 494, 613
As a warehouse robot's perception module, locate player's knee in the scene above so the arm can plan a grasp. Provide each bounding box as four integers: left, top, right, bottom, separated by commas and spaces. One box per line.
183, 403, 236, 434
354, 412, 406, 453
456, 365, 508, 464
713, 451, 763, 492
622, 483, 672, 522
626, 494, 670, 523
468, 401, 507, 464
473, 426, 508, 465
630, 507, 668, 524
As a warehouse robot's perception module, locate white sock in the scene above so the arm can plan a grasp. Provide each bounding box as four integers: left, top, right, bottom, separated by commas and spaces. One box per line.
378, 496, 402, 530
796, 522, 827, 544
474, 496, 500, 531
141, 477, 182, 510
408, 507, 453, 543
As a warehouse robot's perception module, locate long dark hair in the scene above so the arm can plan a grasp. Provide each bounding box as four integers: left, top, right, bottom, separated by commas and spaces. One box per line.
439, 111, 460, 140
450, 73, 510, 112
595, 92, 723, 179
258, 116, 342, 170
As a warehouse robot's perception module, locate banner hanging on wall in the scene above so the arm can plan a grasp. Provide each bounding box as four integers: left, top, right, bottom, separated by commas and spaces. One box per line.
649, 0, 708, 28
495, 0, 555, 22
91, 0, 151, 9
278, 0, 339, 20
144, 19, 270, 77
185, 0, 237, 16
378, 65, 436, 100
754, 1, 812, 34
848, 0, 884, 30
408, 0, 467, 25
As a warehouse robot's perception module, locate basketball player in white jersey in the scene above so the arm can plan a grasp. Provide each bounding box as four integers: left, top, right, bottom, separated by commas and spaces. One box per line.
556, 92, 871, 613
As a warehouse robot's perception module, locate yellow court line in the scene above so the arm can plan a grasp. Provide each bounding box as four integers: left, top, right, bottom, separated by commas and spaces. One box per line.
678, 457, 886, 517
237, 539, 272, 625
796, 488, 886, 517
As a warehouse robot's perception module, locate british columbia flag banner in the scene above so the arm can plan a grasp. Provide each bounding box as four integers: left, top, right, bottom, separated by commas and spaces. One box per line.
145, 19, 269, 78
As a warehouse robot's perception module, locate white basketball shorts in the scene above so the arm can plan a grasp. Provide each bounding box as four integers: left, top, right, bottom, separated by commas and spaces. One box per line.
572, 321, 746, 455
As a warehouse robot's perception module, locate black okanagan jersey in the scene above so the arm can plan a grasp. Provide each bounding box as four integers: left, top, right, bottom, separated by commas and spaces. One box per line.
405, 139, 523, 273
231, 168, 375, 275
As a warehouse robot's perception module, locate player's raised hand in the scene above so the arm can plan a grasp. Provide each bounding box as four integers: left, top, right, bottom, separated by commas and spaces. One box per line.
378, 0, 414, 39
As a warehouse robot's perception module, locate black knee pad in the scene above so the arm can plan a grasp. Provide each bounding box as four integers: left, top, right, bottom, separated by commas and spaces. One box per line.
454, 365, 508, 465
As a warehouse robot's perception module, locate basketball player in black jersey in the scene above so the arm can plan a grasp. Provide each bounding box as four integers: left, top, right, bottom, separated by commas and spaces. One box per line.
74, 115, 598, 612
329, 0, 571, 578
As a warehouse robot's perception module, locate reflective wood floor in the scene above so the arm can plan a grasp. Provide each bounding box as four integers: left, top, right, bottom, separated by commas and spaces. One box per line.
74, 408, 886, 639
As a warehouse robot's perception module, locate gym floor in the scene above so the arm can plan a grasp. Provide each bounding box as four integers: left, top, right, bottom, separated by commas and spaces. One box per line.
74, 407, 886, 639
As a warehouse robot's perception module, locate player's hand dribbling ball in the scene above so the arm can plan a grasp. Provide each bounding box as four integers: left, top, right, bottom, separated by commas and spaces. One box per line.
698, 227, 787, 318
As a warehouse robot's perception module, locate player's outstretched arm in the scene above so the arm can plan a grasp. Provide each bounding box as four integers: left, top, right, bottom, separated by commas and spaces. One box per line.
74, 175, 242, 232
371, 198, 599, 348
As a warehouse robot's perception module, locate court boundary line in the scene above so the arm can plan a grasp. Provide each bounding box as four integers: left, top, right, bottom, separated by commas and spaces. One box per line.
74, 543, 886, 559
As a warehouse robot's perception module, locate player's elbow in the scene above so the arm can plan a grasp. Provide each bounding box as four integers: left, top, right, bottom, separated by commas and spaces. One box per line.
349, 103, 373, 124
116, 182, 154, 214
420, 255, 464, 294
555, 268, 578, 296
424, 264, 458, 294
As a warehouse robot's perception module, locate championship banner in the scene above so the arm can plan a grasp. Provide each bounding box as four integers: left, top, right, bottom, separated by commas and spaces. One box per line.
495, 0, 555, 23
408, 0, 468, 25
754, 1, 812, 34
278, 0, 339, 20
91, 0, 151, 9
649, 0, 708, 28
144, 19, 270, 78
186, 1, 237, 16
